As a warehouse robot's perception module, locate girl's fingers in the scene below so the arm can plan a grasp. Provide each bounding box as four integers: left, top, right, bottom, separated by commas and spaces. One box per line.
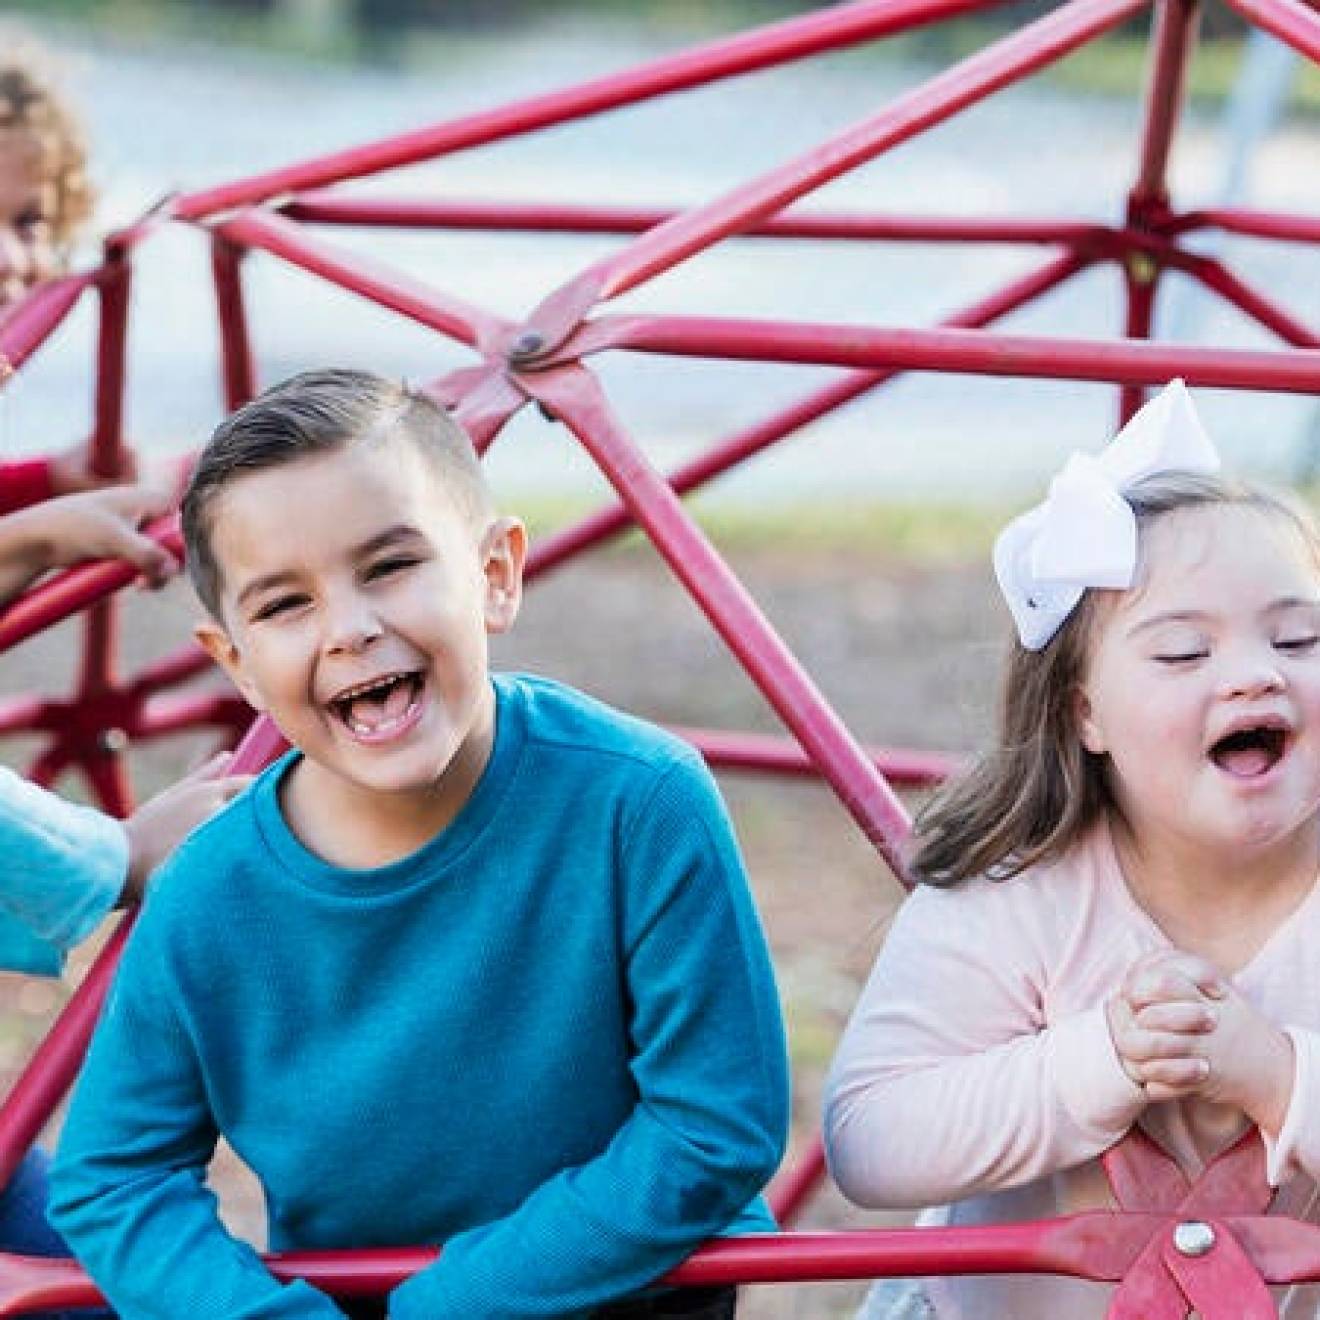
1122, 1029, 1207, 1064
1136, 1056, 1210, 1089
1125, 959, 1226, 1010
1134, 1001, 1217, 1034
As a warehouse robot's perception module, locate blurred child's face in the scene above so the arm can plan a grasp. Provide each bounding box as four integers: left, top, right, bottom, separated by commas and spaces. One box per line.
196, 436, 524, 816
0, 128, 58, 312
1074, 504, 1320, 863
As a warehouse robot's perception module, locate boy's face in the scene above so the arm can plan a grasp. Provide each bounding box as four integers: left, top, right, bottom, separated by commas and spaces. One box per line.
0, 128, 59, 312
196, 437, 524, 807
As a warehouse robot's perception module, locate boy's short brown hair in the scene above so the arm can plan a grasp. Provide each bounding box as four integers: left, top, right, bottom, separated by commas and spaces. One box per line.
182, 368, 490, 619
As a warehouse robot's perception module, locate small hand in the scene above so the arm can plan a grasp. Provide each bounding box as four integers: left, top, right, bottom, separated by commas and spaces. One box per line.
1187, 981, 1294, 1137
121, 753, 253, 901
37, 483, 178, 586
1107, 949, 1224, 1102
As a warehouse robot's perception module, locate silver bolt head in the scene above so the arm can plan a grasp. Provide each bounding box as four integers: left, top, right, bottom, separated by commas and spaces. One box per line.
1173, 1221, 1216, 1257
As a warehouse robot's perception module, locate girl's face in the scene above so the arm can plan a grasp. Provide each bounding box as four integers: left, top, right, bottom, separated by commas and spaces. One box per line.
0, 127, 58, 312
1075, 503, 1320, 862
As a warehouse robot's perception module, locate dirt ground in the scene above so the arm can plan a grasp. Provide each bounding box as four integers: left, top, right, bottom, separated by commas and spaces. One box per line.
0, 534, 1005, 1318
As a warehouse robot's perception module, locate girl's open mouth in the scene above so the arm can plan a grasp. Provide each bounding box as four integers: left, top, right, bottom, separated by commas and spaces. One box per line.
329, 671, 426, 744
1208, 724, 1289, 779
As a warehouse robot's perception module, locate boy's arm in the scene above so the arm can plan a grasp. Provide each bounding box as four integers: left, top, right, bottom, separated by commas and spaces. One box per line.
389, 755, 790, 1320
49, 878, 347, 1320
0, 766, 126, 975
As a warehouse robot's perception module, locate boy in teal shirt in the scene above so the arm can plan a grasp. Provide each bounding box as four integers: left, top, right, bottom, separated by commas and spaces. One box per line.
51, 368, 789, 1319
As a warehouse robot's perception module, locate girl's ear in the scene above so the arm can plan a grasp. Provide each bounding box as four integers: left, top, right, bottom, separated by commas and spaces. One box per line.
195, 620, 267, 713
481, 516, 527, 636
1073, 684, 1106, 755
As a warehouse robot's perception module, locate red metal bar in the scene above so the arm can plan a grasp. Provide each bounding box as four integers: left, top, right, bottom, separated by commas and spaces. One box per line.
676, 726, 961, 787
1170, 208, 1320, 244
89, 258, 132, 480
523, 251, 1090, 579
1130, 0, 1201, 210
1216, 0, 1320, 64
0, 274, 95, 383
523, 364, 914, 880
0, 919, 135, 1190
212, 210, 509, 354
767, 1138, 829, 1227
18, 1209, 1319, 1315
574, 313, 1320, 392
1119, 262, 1161, 424
0, 715, 284, 1189
212, 236, 257, 410
133, 694, 252, 740
173, 0, 1013, 222
521, 0, 1149, 350
1181, 255, 1320, 348
129, 643, 219, 696
285, 194, 1113, 249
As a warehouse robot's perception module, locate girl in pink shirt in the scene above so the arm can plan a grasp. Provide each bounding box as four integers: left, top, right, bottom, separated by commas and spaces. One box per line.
825, 380, 1320, 1319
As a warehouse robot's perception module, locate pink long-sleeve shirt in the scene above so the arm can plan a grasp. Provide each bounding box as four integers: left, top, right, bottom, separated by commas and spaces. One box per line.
824, 819, 1320, 1319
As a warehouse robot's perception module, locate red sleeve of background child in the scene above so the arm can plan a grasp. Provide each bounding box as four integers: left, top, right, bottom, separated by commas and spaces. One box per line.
0, 459, 55, 516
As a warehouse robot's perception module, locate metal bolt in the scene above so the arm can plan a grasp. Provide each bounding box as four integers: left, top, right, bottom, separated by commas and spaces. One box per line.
510, 330, 546, 360
1127, 251, 1159, 287
1172, 1221, 1216, 1257
98, 728, 130, 754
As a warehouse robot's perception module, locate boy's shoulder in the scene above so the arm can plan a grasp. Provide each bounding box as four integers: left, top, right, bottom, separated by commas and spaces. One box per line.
500, 671, 700, 782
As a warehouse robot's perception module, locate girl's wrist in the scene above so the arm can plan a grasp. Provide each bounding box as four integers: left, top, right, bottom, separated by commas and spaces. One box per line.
1231, 1028, 1294, 1136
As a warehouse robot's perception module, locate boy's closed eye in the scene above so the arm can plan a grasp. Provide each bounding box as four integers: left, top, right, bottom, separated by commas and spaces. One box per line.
251, 593, 310, 623
363, 554, 421, 582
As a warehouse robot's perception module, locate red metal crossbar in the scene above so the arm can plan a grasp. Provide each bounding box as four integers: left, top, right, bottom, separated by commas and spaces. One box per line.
1, 0, 1318, 1310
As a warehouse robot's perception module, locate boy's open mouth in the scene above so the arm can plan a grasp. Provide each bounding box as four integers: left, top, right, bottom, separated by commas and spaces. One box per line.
329, 670, 426, 740
1208, 723, 1289, 779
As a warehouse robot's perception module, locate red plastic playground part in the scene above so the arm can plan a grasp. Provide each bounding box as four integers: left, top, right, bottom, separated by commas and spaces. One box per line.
0, 0, 1318, 1312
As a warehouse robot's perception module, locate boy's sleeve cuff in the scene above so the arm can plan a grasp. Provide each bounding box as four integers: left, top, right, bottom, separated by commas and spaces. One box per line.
1047, 1003, 1146, 1141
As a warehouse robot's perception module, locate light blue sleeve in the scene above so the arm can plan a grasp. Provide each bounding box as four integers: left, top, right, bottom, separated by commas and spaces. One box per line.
0, 767, 127, 976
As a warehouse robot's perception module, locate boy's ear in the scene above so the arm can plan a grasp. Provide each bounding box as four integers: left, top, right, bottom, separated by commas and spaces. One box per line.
195, 619, 267, 713
481, 516, 527, 636
1073, 684, 1106, 755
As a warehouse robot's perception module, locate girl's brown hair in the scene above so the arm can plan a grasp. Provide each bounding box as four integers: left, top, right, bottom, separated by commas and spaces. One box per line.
0, 46, 95, 254
912, 472, 1320, 887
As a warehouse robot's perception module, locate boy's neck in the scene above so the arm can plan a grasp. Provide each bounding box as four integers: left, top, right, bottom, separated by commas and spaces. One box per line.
279, 707, 498, 872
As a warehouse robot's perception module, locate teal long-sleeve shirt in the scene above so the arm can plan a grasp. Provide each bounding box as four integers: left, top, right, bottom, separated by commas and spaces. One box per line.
52, 673, 790, 1318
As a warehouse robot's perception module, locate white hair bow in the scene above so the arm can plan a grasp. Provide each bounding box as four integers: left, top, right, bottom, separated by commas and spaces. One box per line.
993, 379, 1221, 651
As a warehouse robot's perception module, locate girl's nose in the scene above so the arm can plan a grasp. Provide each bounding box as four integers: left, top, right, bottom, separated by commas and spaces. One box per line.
1217, 651, 1285, 700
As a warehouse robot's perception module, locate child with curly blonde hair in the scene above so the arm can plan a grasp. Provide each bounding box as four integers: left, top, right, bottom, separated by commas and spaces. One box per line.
1, 35, 118, 506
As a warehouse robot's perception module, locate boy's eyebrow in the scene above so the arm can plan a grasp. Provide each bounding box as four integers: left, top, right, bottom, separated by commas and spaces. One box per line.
353, 525, 427, 556
1127, 597, 1320, 637
234, 570, 302, 612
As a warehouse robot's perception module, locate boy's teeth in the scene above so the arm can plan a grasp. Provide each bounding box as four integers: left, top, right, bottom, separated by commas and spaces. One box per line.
343, 676, 416, 734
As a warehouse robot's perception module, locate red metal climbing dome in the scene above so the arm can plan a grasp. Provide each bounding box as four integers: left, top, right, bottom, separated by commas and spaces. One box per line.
1, 0, 1318, 1313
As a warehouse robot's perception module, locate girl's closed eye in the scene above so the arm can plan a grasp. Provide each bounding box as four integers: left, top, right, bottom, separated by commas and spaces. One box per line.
1149, 630, 1210, 665
1275, 633, 1320, 653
